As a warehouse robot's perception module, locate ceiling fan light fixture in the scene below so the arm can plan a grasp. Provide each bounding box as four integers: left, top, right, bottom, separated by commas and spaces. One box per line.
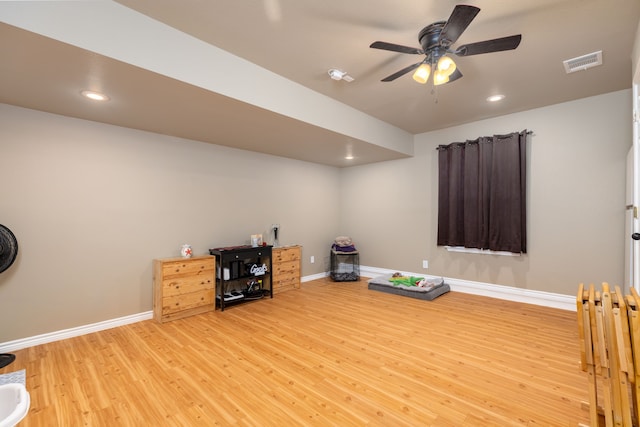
437, 55, 456, 78
433, 69, 450, 86
370, 5, 522, 86
412, 63, 431, 84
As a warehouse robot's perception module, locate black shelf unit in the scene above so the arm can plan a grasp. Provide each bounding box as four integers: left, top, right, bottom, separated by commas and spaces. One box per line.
209, 245, 273, 311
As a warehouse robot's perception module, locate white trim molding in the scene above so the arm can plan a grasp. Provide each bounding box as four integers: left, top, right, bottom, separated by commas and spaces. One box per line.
0, 311, 153, 353
302, 272, 328, 282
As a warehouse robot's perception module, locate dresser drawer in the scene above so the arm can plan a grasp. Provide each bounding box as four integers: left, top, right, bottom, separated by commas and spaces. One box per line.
161, 258, 215, 279
274, 269, 298, 283
273, 246, 301, 263
273, 276, 299, 294
273, 259, 300, 277
162, 289, 215, 316
162, 274, 214, 297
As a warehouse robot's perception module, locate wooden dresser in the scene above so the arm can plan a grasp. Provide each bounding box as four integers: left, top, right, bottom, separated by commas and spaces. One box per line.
272, 245, 301, 294
153, 255, 216, 322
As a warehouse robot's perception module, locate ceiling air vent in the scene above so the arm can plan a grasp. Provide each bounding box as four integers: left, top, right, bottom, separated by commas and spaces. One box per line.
563, 51, 602, 73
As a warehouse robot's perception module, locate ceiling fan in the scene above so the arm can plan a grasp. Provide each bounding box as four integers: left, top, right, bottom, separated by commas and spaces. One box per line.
370, 5, 522, 86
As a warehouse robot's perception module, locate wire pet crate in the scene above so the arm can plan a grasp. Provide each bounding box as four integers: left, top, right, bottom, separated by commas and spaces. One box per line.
329, 250, 360, 282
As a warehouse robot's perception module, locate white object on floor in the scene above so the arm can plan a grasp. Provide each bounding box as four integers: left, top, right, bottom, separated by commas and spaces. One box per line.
0, 383, 29, 427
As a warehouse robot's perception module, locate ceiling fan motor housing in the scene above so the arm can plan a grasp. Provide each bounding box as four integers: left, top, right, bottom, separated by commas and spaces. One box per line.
418, 22, 447, 53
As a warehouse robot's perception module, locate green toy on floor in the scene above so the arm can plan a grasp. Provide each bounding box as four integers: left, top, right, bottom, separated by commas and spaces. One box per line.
388, 272, 428, 288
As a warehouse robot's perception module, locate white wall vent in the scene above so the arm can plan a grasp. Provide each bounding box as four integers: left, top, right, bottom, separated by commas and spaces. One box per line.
563, 51, 603, 73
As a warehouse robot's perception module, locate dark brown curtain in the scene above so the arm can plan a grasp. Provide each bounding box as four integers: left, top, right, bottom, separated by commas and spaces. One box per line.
437, 130, 528, 253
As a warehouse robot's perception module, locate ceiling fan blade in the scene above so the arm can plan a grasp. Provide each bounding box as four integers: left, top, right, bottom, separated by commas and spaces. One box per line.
439, 5, 480, 46
455, 35, 522, 56
444, 69, 463, 84
381, 62, 422, 82
370, 41, 423, 55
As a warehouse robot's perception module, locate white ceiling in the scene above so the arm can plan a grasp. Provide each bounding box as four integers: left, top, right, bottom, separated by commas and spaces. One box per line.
1, 0, 639, 167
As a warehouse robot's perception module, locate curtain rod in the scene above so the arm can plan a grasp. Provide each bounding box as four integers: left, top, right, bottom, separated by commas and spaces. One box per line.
435, 130, 532, 150
495, 130, 533, 137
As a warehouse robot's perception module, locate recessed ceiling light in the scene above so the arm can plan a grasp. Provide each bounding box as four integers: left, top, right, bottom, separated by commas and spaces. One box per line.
345, 155, 354, 160
486, 94, 505, 103
81, 90, 110, 101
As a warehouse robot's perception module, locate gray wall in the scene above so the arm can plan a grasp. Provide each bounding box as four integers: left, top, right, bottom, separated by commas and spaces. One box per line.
340, 90, 631, 296
0, 104, 340, 342
0, 89, 632, 342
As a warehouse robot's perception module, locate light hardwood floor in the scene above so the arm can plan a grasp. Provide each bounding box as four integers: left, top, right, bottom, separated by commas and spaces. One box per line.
3, 277, 590, 426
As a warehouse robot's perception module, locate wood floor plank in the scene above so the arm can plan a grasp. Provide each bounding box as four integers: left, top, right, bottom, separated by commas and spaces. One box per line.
2, 277, 590, 426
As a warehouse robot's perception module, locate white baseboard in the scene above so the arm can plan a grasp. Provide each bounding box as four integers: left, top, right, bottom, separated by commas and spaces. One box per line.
0, 311, 153, 353
359, 266, 575, 312
1, 268, 575, 353
301, 272, 328, 282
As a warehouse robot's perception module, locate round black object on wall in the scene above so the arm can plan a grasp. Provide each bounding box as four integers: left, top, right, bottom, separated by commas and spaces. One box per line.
0, 224, 18, 274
